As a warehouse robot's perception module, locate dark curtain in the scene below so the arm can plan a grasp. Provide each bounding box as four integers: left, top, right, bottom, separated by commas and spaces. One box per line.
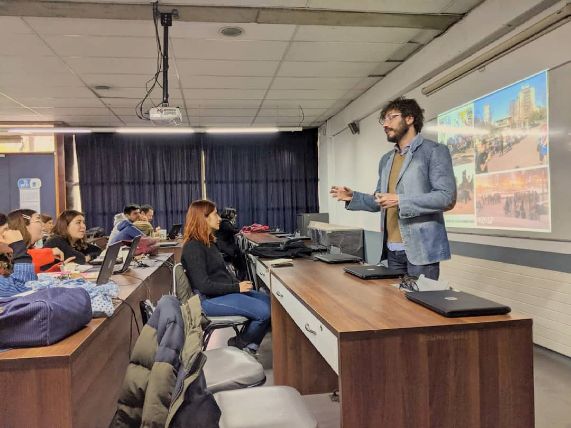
75, 133, 202, 233
204, 129, 319, 232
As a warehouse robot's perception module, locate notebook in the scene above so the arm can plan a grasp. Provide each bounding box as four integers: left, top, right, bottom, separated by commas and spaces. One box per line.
405, 290, 511, 318
314, 253, 362, 264
344, 264, 403, 279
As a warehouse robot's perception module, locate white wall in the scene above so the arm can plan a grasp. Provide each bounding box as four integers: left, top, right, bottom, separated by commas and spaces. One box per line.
320, 0, 571, 356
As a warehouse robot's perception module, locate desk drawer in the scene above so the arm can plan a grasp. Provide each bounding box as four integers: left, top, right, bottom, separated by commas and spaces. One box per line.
271, 276, 339, 374
255, 259, 271, 287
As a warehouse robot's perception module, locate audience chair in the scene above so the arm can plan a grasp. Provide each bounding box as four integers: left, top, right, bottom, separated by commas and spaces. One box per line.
172, 263, 265, 393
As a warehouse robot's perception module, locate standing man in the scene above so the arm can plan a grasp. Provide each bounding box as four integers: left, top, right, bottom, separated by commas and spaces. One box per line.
330, 98, 456, 280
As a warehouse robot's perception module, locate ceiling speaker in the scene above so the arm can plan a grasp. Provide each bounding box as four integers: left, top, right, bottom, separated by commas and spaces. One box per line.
348, 121, 360, 135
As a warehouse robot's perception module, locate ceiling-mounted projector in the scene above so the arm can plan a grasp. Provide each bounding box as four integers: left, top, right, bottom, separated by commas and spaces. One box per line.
149, 106, 182, 126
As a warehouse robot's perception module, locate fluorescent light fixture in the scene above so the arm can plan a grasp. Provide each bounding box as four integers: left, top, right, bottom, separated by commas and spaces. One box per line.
115, 127, 195, 134
7, 127, 91, 134
205, 127, 302, 134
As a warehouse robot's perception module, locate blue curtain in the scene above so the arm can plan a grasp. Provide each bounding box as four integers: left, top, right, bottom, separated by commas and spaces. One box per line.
204, 129, 319, 232
75, 133, 202, 233
75, 130, 319, 234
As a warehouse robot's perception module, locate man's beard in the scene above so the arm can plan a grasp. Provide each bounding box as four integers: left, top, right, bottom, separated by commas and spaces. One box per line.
385, 120, 409, 143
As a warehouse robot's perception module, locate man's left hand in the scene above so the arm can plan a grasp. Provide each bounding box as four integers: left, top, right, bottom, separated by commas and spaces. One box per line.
375, 193, 399, 208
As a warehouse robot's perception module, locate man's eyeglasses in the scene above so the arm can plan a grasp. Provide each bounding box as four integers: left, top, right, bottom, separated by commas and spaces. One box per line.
379, 113, 402, 126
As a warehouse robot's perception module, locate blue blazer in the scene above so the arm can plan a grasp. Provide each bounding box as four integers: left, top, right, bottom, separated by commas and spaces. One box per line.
347, 135, 456, 265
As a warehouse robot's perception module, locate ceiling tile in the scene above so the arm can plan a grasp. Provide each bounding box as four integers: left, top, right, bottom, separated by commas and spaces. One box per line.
172, 39, 288, 60
278, 61, 378, 78
257, 108, 325, 117
0, 56, 70, 74
265, 89, 350, 100
65, 57, 158, 74
271, 77, 361, 90
1, 35, 54, 56
175, 59, 279, 77
180, 76, 272, 90
307, 0, 452, 13
45, 35, 157, 58
294, 26, 423, 44
81, 73, 180, 89
15, 97, 104, 108
171, 21, 296, 41
100, 97, 183, 108
261, 99, 336, 109
0, 17, 34, 35
26, 17, 156, 37
1, 86, 95, 99
0, 72, 85, 88
183, 99, 262, 108
182, 89, 266, 100
285, 41, 400, 62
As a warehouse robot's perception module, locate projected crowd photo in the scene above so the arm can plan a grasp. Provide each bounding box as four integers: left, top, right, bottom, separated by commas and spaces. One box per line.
438, 71, 550, 232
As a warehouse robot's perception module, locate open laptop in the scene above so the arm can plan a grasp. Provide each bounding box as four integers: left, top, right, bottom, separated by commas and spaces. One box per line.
114, 235, 141, 275
85, 241, 123, 285
167, 224, 182, 240
344, 264, 403, 279
405, 290, 511, 317
314, 253, 362, 264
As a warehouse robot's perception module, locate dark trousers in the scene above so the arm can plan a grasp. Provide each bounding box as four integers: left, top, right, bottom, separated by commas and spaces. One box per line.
387, 249, 440, 280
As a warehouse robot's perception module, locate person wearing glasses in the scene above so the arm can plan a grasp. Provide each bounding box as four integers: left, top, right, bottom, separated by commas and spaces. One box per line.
330, 97, 456, 280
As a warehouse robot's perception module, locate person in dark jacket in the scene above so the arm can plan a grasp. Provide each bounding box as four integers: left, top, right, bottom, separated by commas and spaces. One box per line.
0, 225, 36, 297
214, 207, 248, 280
44, 210, 102, 265
181, 200, 270, 353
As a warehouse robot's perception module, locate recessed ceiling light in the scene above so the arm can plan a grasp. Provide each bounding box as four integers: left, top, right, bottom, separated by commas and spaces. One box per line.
219, 26, 244, 37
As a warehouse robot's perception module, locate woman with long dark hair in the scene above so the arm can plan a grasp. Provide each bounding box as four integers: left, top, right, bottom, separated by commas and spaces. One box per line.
44, 210, 102, 265
181, 200, 270, 353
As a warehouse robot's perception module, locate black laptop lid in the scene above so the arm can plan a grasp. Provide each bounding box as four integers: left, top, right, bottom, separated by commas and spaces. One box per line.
344, 265, 403, 279
115, 235, 141, 274
96, 242, 122, 285
405, 290, 511, 317
314, 253, 362, 263
167, 224, 182, 239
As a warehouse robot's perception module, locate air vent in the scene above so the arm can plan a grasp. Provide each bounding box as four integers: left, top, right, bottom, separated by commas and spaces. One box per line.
219, 26, 244, 37
94, 85, 111, 91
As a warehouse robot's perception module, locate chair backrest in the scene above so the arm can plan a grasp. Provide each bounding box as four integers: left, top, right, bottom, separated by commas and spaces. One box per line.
173, 263, 194, 304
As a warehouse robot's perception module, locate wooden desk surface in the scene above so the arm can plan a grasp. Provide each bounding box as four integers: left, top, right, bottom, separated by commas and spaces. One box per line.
242, 232, 284, 244
0, 254, 170, 363
266, 258, 530, 337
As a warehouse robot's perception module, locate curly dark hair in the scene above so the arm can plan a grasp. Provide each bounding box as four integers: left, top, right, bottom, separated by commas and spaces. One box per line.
380, 97, 425, 134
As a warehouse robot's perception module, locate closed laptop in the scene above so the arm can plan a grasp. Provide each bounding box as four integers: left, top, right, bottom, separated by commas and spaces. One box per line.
344, 265, 403, 279
405, 290, 511, 317
314, 253, 361, 263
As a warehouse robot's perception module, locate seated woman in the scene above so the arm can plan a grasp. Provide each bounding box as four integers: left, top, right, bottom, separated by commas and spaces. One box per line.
7, 209, 66, 273
39, 213, 54, 245
215, 207, 248, 280
181, 200, 270, 353
0, 213, 36, 297
44, 210, 102, 265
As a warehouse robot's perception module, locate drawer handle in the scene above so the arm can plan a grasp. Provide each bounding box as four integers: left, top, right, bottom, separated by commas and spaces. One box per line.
275, 291, 284, 298
304, 323, 317, 335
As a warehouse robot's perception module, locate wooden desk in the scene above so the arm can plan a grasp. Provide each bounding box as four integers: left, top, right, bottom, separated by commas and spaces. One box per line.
0, 255, 173, 428
158, 241, 183, 262
250, 240, 534, 428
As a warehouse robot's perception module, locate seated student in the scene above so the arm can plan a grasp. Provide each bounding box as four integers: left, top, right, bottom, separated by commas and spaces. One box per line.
7, 209, 66, 273
44, 210, 102, 265
181, 200, 270, 353
39, 213, 54, 245
108, 204, 143, 245
0, 214, 36, 298
215, 207, 248, 280
134, 204, 155, 236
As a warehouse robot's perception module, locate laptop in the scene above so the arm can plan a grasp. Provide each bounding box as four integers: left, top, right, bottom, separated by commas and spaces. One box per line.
114, 235, 141, 275
405, 290, 511, 317
91, 241, 123, 285
158, 241, 179, 248
344, 264, 403, 279
167, 224, 182, 240
314, 253, 362, 264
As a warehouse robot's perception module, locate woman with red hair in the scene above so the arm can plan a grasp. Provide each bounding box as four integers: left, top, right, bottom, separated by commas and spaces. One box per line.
181, 200, 270, 354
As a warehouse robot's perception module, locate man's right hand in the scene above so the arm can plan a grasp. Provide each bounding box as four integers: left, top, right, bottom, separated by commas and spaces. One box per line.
239, 281, 253, 293
0, 229, 24, 245
330, 185, 354, 202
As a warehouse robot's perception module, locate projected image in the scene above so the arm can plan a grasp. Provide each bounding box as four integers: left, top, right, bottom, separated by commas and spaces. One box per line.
438, 104, 475, 166
438, 70, 550, 232
474, 73, 548, 174
475, 167, 550, 231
